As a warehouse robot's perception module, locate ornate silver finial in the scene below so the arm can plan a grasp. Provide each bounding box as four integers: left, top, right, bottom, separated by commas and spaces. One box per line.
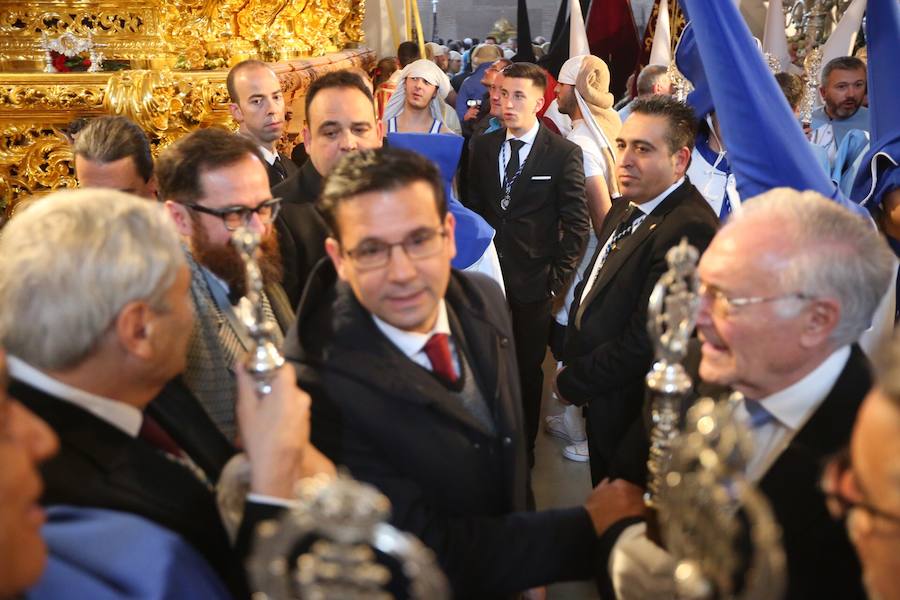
231, 226, 285, 397
668, 61, 693, 103
660, 393, 786, 600
249, 473, 450, 600
644, 238, 700, 507
799, 46, 823, 125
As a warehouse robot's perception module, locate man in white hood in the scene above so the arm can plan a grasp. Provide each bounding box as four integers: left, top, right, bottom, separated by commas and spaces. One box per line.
382, 59, 462, 135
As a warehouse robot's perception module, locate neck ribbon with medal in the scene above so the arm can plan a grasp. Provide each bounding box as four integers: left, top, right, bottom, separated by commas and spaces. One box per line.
500, 140, 526, 211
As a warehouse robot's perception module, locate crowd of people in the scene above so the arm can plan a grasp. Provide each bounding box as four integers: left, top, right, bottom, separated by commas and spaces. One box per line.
1, 0, 899, 598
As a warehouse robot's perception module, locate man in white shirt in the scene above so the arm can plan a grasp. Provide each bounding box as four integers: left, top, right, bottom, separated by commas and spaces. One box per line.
286, 146, 644, 598
227, 60, 297, 188
0, 189, 332, 598
555, 96, 718, 485
604, 188, 894, 600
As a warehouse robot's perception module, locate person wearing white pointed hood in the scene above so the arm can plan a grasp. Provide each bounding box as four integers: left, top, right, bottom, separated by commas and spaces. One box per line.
547, 54, 623, 463
382, 59, 462, 135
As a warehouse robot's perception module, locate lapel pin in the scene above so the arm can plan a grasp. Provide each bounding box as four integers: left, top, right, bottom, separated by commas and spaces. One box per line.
649, 223, 657, 231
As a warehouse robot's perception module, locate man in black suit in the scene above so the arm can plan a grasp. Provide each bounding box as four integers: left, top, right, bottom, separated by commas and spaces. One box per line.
0, 188, 332, 599
286, 147, 645, 599
602, 189, 894, 600
555, 95, 719, 483
227, 60, 298, 189
468, 62, 591, 465
273, 70, 384, 307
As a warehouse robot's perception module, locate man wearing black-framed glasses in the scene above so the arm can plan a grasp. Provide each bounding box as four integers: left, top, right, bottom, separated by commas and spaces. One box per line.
157, 128, 295, 440
284, 147, 646, 598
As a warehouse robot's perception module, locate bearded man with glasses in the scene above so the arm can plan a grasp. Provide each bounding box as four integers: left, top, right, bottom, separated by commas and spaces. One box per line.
158, 128, 295, 440
284, 147, 648, 599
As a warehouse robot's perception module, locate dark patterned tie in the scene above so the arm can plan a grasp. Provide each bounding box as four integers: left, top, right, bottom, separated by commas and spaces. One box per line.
424, 333, 458, 384
505, 139, 525, 185
597, 205, 642, 267
272, 156, 287, 182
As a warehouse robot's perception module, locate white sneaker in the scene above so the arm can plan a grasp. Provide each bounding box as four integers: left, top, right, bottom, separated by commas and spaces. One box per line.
562, 441, 590, 462
544, 414, 586, 443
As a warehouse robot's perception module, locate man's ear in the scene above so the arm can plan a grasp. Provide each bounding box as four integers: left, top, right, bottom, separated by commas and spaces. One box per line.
145, 175, 160, 201
324, 237, 347, 281
302, 124, 312, 149
114, 301, 154, 360
672, 146, 692, 176
229, 102, 243, 124
534, 93, 546, 116
800, 298, 841, 349
443, 211, 457, 262
164, 200, 193, 237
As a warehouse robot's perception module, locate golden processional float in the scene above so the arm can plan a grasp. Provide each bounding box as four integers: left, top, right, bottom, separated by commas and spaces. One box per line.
0, 0, 373, 217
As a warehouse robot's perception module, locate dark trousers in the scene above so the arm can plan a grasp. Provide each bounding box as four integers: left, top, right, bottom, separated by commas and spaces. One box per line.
508, 296, 553, 467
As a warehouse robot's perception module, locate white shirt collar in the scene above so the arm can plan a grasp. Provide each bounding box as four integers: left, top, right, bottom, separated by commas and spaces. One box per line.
633, 177, 685, 216
257, 144, 278, 166
757, 345, 851, 430
505, 119, 540, 146
372, 300, 451, 359
7, 355, 143, 437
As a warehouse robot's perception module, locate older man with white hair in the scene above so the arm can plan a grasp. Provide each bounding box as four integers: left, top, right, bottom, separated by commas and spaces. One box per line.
601, 188, 894, 600
0, 189, 331, 599
382, 59, 461, 135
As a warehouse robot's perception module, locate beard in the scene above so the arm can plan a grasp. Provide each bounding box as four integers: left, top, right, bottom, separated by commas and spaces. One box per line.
191, 218, 283, 301
827, 96, 862, 119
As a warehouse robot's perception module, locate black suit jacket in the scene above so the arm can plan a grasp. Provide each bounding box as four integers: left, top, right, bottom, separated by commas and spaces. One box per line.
285, 262, 598, 599
272, 160, 329, 308
608, 343, 870, 600
468, 124, 590, 303
557, 179, 718, 462
264, 151, 299, 190
12, 378, 280, 600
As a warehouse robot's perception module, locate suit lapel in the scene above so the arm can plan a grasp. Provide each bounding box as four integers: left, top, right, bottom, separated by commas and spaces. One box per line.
571, 200, 628, 327
329, 284, 497, 436
485, 131, 505, 217
509, 125, 547, 202
575, 182, 693, 325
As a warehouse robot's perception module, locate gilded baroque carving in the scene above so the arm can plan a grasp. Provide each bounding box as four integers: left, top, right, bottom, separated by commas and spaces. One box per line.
0, 126, 75, 209
0, 49, 374, 214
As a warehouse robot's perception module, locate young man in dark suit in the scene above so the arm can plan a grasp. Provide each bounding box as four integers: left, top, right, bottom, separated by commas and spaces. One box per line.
555, 95, 719, 484
467, 62, 591, 465
0, 189, 332, 599
286, 147, 644, 599
227, 60, 298, 189
602, 189, 894, 600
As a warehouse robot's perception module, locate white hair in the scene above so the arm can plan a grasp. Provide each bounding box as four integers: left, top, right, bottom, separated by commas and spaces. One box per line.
738, 188, 895, 347
0, 188, 185, 370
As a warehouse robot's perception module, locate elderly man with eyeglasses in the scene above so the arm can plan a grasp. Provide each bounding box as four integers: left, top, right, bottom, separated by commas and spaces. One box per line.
595, 188, 895, 600
284, 147, 649, 599
159, 127, 295, 440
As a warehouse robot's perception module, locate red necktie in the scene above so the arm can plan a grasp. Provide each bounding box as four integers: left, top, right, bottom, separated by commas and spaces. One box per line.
423, 333, 458, 383
139, 414, 185, 459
